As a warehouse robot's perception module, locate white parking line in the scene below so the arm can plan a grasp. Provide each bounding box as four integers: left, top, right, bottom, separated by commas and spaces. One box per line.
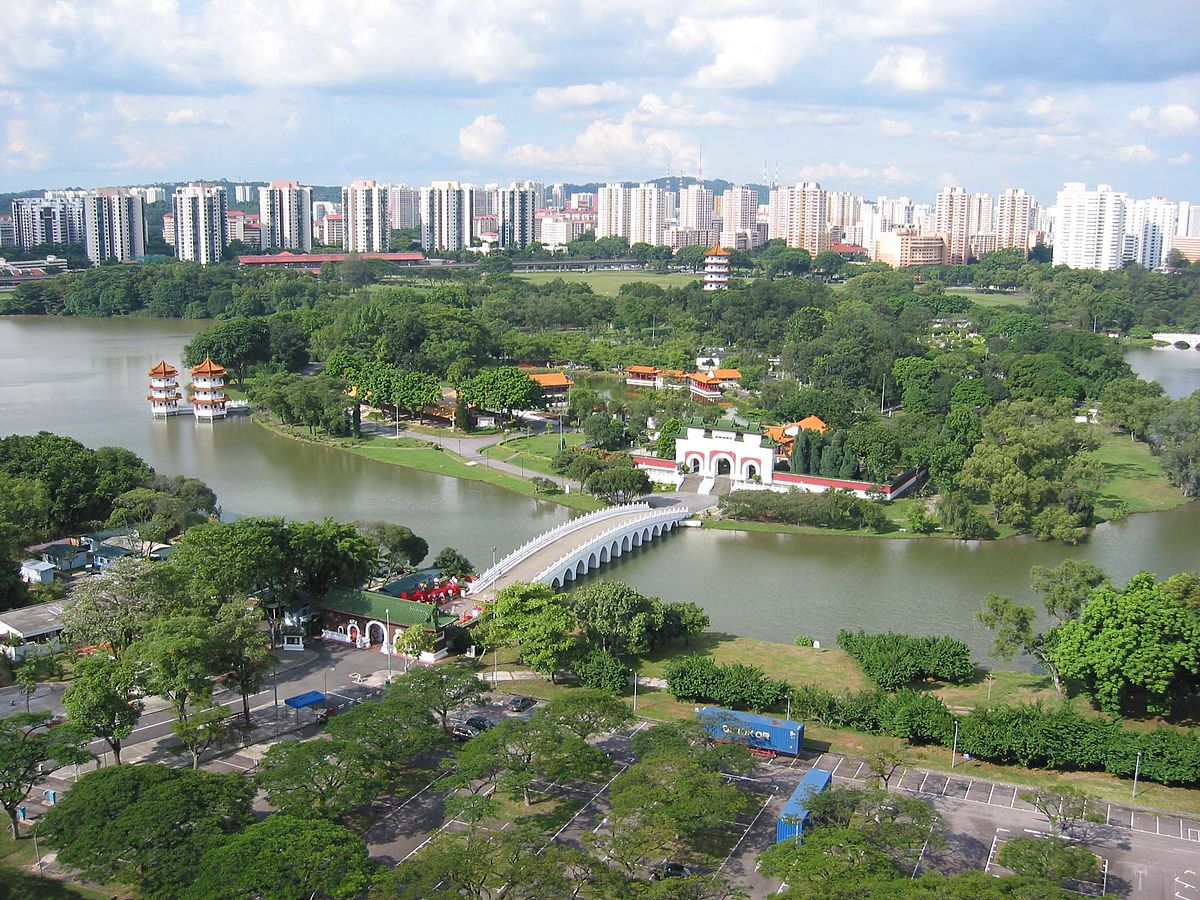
918, 772, 930, 793
717, 792, 775, 873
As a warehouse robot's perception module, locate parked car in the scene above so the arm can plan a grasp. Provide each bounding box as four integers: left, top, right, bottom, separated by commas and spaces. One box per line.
650, 863, 694, 881
451, 724, 480, 741
464, 715, 495, 731
507, 696, 536, 712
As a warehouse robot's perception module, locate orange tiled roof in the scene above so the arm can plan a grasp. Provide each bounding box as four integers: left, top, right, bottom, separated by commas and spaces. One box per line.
148, 359, 177, 378
626, 365, 660, 375
530, 372, 573, 388
712, 368, 742, 380
764, 416, 829, 446
690, 373, 721, 385
190, 356, 227, 377
662, 369, 687, 378
705, 245, 729, 256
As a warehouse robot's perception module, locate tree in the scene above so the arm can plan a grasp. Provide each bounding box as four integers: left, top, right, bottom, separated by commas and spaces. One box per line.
326, 692, 441, 787
757, 827, 898, 892
362, 521, 429, 580
393, 663, 484, 731
60, 557, 185, 655
658, 601, 710, 646
433, 546, 475, 579
62, 654, 142, 764
256, 739, 370, 821
444, 716, 610, 806
1099, 377, 1168, 441
168, 518, 290, 609
212, 602, 272, 726
1051, 572, 1200, 716
15, 666, 37, 714
977, 593, 1066, 694
185, 815, 375, 900
584, 465, 651, 502
801, 785, 944, 868
0, 713, 92, 839
41, 764, 254, 898
288, 518, 378, 597
582, 413, 628, 450
539, 690, 633, 740
572, 580, 665, 657
171, 703, 228, 769
863, 743, 912, 790
127, 616, 218, 721
996, 835, 1101, 884
461, 366, 543, 421
1020, 787, 1096, 835
183, 317, 270, 384
1149, 390, 1200, 497
478, 582, 578, 678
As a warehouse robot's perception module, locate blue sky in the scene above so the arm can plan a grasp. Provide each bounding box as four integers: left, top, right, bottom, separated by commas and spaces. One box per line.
2, 0, 1198, 205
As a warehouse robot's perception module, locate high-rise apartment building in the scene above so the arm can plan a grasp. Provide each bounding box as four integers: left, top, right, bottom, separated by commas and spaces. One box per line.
1052, 183, 1126, 271
785, 183, 830, 255
549, 183, 566, 210
498, 182, 538, 249
721, 185, 758, 232
968, 193, 994, 237
234, 185, 255, 203
679, 185, 714, 231
1125, 196, 1177, 270
173, 183, 228, 265
934, 186, 971, 264
11, 197, 84, 250
827, 191, 861, 231
419, 181, 474, 252
0, 214, 15, 247
82, 188, 145, 264
596, 184, 630, 239
386, 185, 421, 231
996, 188, 1034, 253
341, 180, 388, 253
258, 180, 312, 252
766, 187, 791, 241
629, 183, 668, 246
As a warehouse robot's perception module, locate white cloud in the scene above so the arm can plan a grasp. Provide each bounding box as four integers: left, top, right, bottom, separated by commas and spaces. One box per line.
865, 46, 944, 92
508, 106, 696, 174
458, 114, 507, 162
879, 118, 913, 136
628, 93, 738, 127
669, 15, 817, 89
1168, 152, 1193, 165
1129, 103, 1199, 135
1116, 143, 1158, 164
774, 109, 857, 126
2, 119, 49, 169
533, 81, 628, 109
792, 161, 916, 184
164, 107, 226, 127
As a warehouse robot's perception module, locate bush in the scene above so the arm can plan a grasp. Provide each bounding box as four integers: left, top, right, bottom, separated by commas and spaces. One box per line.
793, 634, 816, 648
837, 630, 973, 689
529, 476, 561, 494
719, 489, 890, 532
663, 656, 789, 713
572, 649, 629, 695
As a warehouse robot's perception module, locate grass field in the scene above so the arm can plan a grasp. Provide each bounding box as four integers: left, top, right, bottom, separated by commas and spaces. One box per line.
0, 829, 115, 898
515, 270, 699, 294
481, 431, 587, 476
947, 286, 1032, 308
351, 436, 604, 512
1090, 428, 1187, 518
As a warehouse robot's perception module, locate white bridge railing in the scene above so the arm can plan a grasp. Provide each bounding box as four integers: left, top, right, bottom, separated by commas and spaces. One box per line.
467, 502, 655, 595
530, 507, 691, 586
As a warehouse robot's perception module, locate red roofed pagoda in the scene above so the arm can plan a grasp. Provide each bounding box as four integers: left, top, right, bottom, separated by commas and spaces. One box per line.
189, 357, 228, 420
147, 359, 182, 417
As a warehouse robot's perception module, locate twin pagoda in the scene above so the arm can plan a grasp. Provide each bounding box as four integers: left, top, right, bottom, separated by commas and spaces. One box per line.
148, 357, 229, 419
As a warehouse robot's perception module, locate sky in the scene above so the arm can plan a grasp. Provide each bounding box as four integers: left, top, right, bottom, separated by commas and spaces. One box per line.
1, 0, 1198, 204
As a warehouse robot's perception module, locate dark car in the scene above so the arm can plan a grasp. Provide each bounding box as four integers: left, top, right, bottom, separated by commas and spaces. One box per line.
507, 696, 536, 712
451, 724, 480, 741
650, 863, 694, 881
464, 715, 495, 731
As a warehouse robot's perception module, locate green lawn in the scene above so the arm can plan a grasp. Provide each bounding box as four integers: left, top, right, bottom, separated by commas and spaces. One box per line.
0, 829, 117, 898
351, 436, 604, 512
1089, 428, 1187, 518
946, 286, 1032, 308
705, 500, 1022, 541
515, 270, 699, 294
481, 432, 586, 476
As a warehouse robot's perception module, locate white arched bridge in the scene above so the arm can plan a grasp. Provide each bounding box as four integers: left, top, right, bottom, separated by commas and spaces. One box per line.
467, 502, 692, 598
1154, 332, 1200, 350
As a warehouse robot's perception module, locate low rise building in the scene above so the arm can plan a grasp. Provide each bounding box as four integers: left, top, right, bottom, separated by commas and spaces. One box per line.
874, 229, 946, 267
528, 371, 572, 408
315, 587, 458, 661
0, 599, 72, 661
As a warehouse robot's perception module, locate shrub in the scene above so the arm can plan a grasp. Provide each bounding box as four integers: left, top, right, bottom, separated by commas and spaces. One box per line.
718, 489, 890, 532
793, 634, 816, 648
837, 630, 973, 689
572, 649, 629, 695
663, 656, 789, 713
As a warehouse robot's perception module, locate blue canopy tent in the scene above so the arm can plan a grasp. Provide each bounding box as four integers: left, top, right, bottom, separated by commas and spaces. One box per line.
283, 690, 327, 720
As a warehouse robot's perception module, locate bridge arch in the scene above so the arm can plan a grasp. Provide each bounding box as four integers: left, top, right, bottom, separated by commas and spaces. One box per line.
588, 551, 599, 570
622, 535, 632, 552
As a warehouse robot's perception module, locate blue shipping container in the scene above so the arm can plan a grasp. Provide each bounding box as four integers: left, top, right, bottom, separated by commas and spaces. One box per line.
696, 707, 804, 755
776, 768, 833, 843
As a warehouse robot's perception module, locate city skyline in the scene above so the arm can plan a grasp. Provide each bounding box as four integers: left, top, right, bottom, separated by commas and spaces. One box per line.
1, 2, 1197, 199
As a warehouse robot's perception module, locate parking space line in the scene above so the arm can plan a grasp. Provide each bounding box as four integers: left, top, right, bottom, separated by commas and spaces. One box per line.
717, 792, 775, 873
1106, 803, 1112, 825
853, 762, 865, 779
918, 772, 930, 793
1009, 787, 1018, 808
987, 783, 995, 805
941, 777, 951, 796
830, 756, 843, 776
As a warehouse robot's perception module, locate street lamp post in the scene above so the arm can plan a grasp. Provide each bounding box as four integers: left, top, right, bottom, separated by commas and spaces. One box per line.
32, 821, 43, 873
950, 719, 960, 768
632, 670, 638, 712
386, 609, 392, 681
786, 692, 792, 721
491, 547, 498, 569
1132, 750, 1143, 798
271, 654, 278, 719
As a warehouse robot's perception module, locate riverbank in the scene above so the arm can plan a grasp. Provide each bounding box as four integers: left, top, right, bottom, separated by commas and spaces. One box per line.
251, 413, 606, 513
482, 632, 1200, 816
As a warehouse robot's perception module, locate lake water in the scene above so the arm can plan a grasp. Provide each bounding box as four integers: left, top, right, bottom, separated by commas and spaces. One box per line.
1, 316, 1197, 658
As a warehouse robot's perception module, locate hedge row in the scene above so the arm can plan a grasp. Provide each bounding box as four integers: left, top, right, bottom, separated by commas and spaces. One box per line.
718, 489, 889, 532
836, 629, 975, 690
663, 656, 789, 713
788, 684, 1200, 787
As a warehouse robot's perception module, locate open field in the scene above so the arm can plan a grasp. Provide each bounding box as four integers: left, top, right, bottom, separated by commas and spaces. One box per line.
947, 286, 1033, 307
515, 270, 699, 294
0, 829, 117, 898
481, 431, 587, 476
1090, 428, 1188, 518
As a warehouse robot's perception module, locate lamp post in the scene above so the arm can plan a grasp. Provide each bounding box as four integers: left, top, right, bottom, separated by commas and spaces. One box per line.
786, 691, 792, 721
385, 609, 392, 681
1132, 750, 1143, 798
32, 820, 43, 873
491, 547, 498, 569
632, 670, 638, 712
271, 653, 278, 719
950, 719, 960, 768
